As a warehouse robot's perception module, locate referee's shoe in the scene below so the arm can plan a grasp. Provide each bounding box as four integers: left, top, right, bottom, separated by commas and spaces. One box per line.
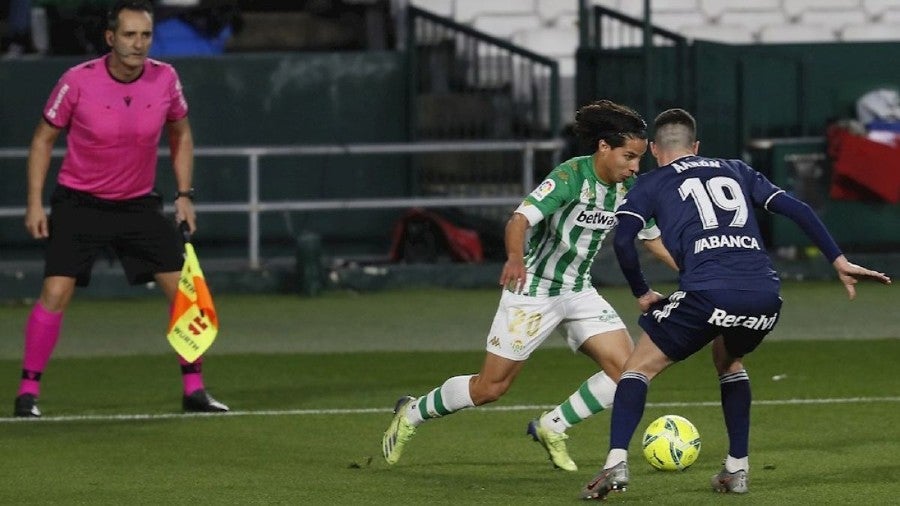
182, 389, 230, 413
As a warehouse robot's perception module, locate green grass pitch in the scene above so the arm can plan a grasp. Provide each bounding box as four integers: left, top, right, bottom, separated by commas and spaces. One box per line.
0, 281, 897, 504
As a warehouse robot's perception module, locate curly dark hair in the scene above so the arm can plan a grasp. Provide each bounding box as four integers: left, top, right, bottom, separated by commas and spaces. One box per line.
573, 99, 647, 151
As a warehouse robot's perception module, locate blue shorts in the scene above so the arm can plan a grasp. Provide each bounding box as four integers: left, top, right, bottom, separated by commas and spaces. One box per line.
639, 289, 783, 361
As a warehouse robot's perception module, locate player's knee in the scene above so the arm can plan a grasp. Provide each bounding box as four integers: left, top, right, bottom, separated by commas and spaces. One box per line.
39, 292, 68, 312
39, 282, 75, 312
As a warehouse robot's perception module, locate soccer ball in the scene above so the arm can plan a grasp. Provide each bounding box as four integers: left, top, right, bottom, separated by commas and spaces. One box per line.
641, 415, 701, 471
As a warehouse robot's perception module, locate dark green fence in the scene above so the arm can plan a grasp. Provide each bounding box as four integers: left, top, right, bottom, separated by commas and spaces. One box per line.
576, 7, 900, 250
0, 52, 411, 259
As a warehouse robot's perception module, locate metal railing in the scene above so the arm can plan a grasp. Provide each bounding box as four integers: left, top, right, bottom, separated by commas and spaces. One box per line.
576, 2, 690, 118
407, 6, 560, 139
0, 140, 564, 269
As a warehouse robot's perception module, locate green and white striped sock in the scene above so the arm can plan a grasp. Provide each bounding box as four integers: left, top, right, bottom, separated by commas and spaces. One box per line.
406, 374, 475, 426
541, 371, 616, 433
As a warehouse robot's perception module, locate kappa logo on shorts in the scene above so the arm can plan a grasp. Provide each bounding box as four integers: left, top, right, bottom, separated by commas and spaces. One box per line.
489, 336, 501, 348
652, 291, 686, 323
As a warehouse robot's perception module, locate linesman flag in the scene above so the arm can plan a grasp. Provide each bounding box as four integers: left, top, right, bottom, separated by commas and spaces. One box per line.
167, 223, 218, 362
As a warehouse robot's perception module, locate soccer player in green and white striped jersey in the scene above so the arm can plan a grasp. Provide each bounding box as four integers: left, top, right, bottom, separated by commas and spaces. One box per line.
382, 100, 677, 471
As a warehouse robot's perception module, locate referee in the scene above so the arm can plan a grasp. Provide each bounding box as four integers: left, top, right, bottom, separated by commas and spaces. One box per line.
15, 0, 228, 417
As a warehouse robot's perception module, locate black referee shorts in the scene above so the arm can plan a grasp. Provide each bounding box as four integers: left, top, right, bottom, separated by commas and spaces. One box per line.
44, 185, 184, 286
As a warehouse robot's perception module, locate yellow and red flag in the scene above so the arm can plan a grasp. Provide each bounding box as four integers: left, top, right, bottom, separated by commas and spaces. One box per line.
167, 240, 218, 362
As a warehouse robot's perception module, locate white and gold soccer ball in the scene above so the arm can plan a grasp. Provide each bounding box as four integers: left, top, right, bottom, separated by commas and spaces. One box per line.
641, 414, 701, 471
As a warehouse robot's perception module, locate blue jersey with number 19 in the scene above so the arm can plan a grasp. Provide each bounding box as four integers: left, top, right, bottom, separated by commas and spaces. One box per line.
616, 155, 783, 292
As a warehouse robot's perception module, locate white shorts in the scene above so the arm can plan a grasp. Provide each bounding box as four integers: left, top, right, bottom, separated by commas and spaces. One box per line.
485, 288, 627, 361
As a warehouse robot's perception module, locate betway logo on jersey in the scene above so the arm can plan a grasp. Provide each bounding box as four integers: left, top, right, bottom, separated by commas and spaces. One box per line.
708, 308, 778, 330
672, 158, 721, 173
694, 234, 760, 253
575, 209, 617, 230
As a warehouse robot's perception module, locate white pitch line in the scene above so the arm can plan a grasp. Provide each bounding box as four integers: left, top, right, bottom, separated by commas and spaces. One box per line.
2, 396, 898, 424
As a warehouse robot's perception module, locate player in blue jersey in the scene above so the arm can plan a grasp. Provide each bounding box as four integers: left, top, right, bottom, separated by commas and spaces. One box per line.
581, 108, 891, 500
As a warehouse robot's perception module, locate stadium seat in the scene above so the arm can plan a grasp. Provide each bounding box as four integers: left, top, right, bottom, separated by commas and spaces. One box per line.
758, 23, 837, 43
410, 0, 454, 17
649, 11, 709, 32
535, 0, 579, 26
879, 7, 900, 22
511, 27, 579, 59
798, 9, 869, 32
646, 0, 701, 11
551, 13, 579, 30
782, 0, 862, 19
611, 2, 642, 19
862, 0, 900, 19
454, 0, 535, 23
678, 23, 756, 44
717, 10, 786, 33
616, 0, 699, 19
558, 56, 576, 77
699, 0, 782, 20
840, 21, 900, 41
472, 14, 543, 39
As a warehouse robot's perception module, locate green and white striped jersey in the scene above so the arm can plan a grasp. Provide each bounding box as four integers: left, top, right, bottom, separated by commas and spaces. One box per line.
514, 155, 659, 296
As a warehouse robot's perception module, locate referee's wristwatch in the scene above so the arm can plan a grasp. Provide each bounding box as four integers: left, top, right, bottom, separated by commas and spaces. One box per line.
174, 188, 195, 201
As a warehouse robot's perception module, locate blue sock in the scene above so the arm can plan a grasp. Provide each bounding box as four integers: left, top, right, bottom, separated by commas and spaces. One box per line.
609, 372, 649, 450
720, 370, 751, 458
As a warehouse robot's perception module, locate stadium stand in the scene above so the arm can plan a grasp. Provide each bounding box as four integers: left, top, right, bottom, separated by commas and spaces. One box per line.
615, 0, 699, 19
405, 0, 900, 59
840, 21, 900, 40
758, 22, 837, 43
646, 10, 708, 32
678, 23, 756, 44
879, 7, 900, 22
412, 0, 455, 17
535, 0, 580, 25
699, 0, 783, 21
407, 0, 900, 75
453, 0, 534, 23
6, 1, 900, 60
716, 10, 789, 34
798, 8, 868, 32
782, 0, 863, 20
472, 13, 542, 39
510, 26, 578, 76
550, 12, 579, 31
863, 0, 900, 18
400, 0, 900, 145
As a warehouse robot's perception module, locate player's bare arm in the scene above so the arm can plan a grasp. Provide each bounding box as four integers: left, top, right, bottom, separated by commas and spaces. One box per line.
641, 236, 678, 271
500, 212, 529, 293
24, 120, 61, 239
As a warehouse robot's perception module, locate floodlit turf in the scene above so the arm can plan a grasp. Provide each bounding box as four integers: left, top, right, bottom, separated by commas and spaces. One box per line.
0, 281, 895, 358
0, 282, 897, 503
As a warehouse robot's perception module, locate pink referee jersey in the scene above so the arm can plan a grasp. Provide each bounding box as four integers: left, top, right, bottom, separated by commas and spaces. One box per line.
42, 54, 189, 200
